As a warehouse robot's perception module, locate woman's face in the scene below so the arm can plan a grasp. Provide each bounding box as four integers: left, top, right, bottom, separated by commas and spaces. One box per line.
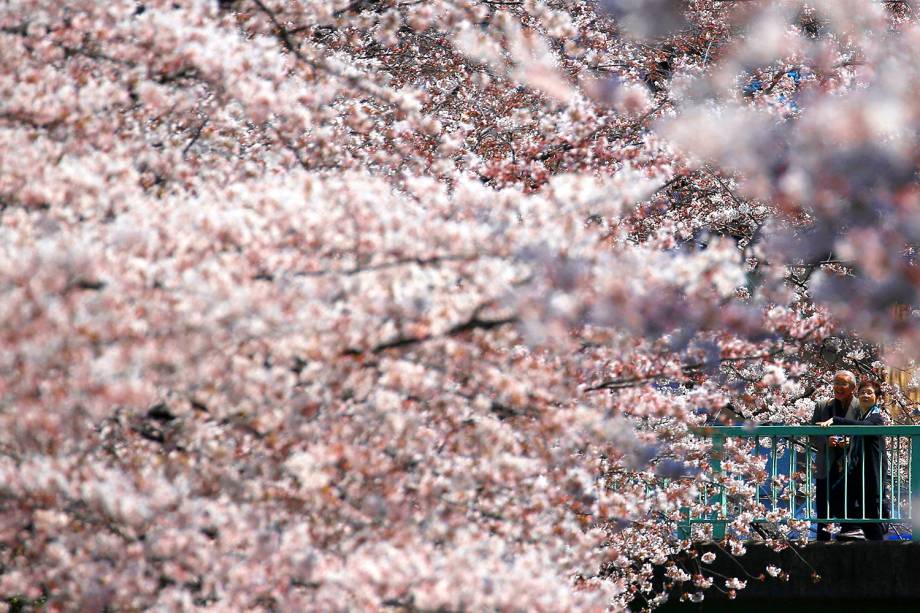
858, 385, 877, 410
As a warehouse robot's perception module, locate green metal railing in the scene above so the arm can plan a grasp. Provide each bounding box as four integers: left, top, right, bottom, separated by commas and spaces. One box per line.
679, 425, 920, 541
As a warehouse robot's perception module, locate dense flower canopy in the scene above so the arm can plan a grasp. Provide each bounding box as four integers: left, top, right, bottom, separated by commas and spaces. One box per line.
1, 0, 919, 610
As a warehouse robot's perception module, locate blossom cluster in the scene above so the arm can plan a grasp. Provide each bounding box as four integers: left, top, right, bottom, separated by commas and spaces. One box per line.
1, 0, 918, 610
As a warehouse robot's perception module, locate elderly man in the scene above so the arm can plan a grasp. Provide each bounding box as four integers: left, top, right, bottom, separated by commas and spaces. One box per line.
811, 370, 860, 541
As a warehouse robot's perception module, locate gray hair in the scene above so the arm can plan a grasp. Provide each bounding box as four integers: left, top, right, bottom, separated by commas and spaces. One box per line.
833, 370, 857, 387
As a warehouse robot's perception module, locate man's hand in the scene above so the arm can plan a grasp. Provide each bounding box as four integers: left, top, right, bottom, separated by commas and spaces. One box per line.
817, 418, 833, 427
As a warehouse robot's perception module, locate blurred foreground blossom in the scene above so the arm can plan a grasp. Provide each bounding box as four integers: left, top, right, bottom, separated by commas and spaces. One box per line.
601, 0, 689, 39
1, 0, 919, 611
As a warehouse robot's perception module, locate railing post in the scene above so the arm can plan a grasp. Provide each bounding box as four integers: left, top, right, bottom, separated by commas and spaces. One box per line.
711, 434, 726, 540
912, 435, 920, 541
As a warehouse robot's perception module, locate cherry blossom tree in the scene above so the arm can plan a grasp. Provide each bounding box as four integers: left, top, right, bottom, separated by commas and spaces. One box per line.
1, 0, 919, 610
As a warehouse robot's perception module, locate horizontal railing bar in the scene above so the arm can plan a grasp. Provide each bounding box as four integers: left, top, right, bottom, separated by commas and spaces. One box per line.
694, 425, 920, 436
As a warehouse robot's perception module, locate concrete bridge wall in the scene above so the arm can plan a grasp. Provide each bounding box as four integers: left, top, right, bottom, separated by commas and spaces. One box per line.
653, 541, 920, 611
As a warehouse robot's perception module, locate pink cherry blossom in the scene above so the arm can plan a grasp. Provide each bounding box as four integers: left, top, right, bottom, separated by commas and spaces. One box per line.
1, 1, 917, 610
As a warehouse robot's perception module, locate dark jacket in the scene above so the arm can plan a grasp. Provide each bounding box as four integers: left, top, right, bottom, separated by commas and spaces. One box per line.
810, 397, 859, 479
830, 405, 890, 520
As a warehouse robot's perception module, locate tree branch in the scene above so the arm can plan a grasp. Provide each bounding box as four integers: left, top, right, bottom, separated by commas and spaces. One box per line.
586, 349, 785, 392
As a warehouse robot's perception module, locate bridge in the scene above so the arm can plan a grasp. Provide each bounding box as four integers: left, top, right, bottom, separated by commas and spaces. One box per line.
679, 425, 920, 539
650, 425, 920, 610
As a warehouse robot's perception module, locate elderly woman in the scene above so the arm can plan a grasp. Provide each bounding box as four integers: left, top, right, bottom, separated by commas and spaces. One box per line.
818, 380, 889, 540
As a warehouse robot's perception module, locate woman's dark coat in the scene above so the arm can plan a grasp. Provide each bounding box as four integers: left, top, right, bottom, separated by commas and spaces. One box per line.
830, 406, 890, 523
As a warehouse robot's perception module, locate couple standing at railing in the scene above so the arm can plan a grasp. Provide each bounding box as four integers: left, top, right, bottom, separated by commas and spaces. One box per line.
811, 370, 889, 541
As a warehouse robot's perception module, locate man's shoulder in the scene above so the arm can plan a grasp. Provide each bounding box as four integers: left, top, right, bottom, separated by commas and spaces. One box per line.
812, 398, 832, 411
810, 397, 833, 422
